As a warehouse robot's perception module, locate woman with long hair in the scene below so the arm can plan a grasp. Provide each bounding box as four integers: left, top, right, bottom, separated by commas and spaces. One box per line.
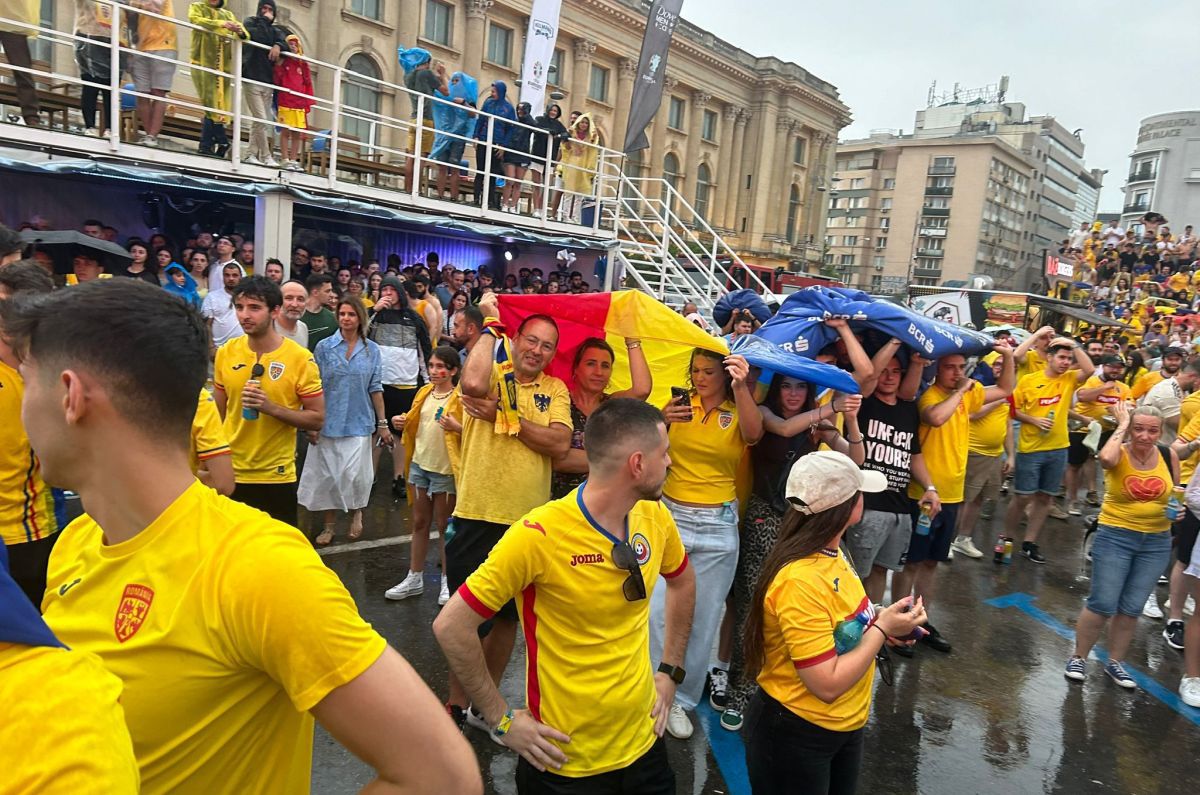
550, 336, 652, 499
649, 347, 762, 740
118, 239, 160, 285
1123, 350, 1147, 387
443, 289, 470, 341
743, 451, 926, 794
367, 271, 383, 305
557, 112, 599, 223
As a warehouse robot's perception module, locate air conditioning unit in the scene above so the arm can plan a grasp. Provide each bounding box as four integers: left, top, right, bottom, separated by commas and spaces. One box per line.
881, 208, 890, 213
874, 264, 884, 271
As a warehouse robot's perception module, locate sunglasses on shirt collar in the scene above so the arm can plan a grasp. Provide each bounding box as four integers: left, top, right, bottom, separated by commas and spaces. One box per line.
611, 540, 647, 601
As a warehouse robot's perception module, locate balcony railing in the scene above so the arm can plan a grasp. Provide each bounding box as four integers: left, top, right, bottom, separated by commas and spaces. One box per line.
922, 207, 951, 217
913, 267, 942, 278
928, 165, 957, 175
916, 248, 945, 258
919, 227, 947, 237
1127, 169, 1157, 183
1124, 203, 1150, 215
925, 186, 954, 196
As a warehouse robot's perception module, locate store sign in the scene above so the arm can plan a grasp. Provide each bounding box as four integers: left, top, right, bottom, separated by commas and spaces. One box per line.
1137, 117, 1197, 144
1045, 253, 1073, 280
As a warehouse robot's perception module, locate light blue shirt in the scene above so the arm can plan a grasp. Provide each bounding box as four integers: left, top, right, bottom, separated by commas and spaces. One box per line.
313, 330, 384, 438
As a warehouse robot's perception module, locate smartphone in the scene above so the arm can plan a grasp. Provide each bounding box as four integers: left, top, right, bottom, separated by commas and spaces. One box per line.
670, 386, 692, 422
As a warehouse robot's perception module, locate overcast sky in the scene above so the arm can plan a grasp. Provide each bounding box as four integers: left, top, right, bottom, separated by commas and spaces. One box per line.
682, 0, 1200, 214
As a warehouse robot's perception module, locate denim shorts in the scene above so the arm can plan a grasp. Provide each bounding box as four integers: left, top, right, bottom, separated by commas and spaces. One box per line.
408, 461, 455, 495
1013, 448, 1068, 495
1086, 524, 1172, 617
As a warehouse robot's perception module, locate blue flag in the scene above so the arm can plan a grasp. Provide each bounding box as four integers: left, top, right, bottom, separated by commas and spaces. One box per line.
0, 559, 63, 648
731, 334, 861, 395
756, 286, 995, 359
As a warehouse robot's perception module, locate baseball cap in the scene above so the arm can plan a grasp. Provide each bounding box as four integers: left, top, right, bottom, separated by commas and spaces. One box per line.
1101, 354, 1126, 366
786, 451, 887, 515
1164, 346, 1187, 357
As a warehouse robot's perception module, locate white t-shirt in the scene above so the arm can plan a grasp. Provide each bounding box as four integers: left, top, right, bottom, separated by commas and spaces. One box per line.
1103, 226, 1125, 247
206, 258, 245, 293
201, 288, 244, 346
1142, 376, 1184, 444
1068, 229, 1090, 249
275, 318, 309, 349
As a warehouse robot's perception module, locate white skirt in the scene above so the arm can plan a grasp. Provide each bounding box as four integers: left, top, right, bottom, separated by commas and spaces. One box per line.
297, 434, 374, 512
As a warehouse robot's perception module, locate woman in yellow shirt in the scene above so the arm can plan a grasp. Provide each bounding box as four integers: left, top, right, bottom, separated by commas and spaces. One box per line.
742, 451, 925, 795
1065, 402, 1176, 689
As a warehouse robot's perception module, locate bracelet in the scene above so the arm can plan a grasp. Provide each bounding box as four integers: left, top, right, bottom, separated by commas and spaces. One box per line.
626, 340, 642, 349
869, 623, 889, 643
846, 436, 864, 444
492, 709, 514, 739
924, 485, 937, 492
376, 421, 389, 427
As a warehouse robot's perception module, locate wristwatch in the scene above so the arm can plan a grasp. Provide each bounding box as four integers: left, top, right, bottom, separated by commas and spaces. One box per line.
657, 662, 686, 684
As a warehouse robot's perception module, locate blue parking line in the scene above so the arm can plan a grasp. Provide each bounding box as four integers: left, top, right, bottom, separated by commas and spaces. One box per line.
696, 701, 751, 795
985, 591, 1200, 727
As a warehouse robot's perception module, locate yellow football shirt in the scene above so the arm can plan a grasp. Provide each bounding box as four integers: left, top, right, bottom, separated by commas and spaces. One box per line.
213, 335, 323, 483
1098, 448, 1173, 534
0, 643, 140, 794
1017, 348, 1047, 381
190, 388, 230, 475
664, 394, 746, 504
908, 381, 984, 503
454, 365, 571, 526
756, 550, 876, 732
1012, 370, 1080, 453
1131, 370, 1165, 401
0, 360, 59, 545
968, 399, 1010, 457
41, 480, 387, 795
1174, 404, 1200, 483
1075, 375, 1131, 423
461, 487, 687, 777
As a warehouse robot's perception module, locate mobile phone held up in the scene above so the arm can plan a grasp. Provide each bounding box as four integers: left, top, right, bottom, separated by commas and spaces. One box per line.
670, 386, 692, 421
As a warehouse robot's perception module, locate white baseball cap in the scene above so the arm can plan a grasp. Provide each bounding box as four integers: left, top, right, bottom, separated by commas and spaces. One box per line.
786, 450, 887, 515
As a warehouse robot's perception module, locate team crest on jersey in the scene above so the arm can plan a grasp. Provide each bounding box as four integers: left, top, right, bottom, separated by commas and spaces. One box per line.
114, 583, 154, 643
630, 533, 651, 566
269, 361, 286, 381
534, 393, 551, 412
718, 411, 733, 430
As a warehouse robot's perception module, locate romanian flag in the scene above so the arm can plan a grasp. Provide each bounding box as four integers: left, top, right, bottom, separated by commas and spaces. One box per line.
496, 291, 727, 407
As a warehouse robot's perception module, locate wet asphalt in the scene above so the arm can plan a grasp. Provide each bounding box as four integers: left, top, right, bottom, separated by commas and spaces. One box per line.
305, 472, 1200, 795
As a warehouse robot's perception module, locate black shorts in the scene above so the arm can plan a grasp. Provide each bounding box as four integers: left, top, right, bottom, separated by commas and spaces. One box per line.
1068, 430, 1093, 467
383, 385, 418, 425
232, 481, 298, 527
446, 516, 517, 622
904, 501, 959, 565
1176, 506, 1200, 565
515, 738, 674, 794
7, 533, 60, 607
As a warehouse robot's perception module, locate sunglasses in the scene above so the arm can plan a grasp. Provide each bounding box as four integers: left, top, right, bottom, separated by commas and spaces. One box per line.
610, 540, 646, 601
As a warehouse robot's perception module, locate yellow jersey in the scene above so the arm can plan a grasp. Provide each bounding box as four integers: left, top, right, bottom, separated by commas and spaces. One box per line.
190, 388, 230, 475
756, 549, 876, 732
0, 360, 59, 546
1099, 448, 1173, 534
41, 481, 387, 795
968, 399, 1010, 457
1075, 375, 1132, 423
664, 394, 746, 504
908, 381, 984, 503
213, 335, 323, 483
454, 366, 571, 526
0, 643, 140, 794
1174, 404, 1200, 484
1017, 348, 1047, 381
1012, 370, 1080, 453
1131, 370, 1165, 401
461, 485, 687, 777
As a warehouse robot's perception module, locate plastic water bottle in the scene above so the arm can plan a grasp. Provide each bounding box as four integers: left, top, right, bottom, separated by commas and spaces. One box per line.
915, 508, 932, 536
1042, 409, 1055, 434
993, 536, 1005, 565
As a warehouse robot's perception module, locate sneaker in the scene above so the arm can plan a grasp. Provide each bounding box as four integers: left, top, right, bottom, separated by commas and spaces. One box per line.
138, 133, 158, 147
392, 476, 407, 502
438, 577, 451, 606
1164, 620, 1185, 651
1022, 541, 1045, 564
1180, 676, 1200, 708
1048, 503, 1069, 520
708, 668, 729, 711
719, 709, 744, 731
665, 703, 693, 739
1068, 501, 1082, 516
264, 156, 281, 168
1143, 592, 1163, 619
1104, 660, 1136, 690
950, 536, 984, 559
920, 622, 952, 653
1064, 656, 1086, 681
1158, 574, 1170, 586
384, 571, 424, 600
465, 705, 504, 745
242, 154, 263, 166
1163, 596, 1196, 617
285, 159, 302, 171
1085, 490, 1101, 506
446, 703, 467, 732
83, 127, 99, 138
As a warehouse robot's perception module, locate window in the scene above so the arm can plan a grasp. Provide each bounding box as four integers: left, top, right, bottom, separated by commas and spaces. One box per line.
663, 153, 681, 214
487, 23, 513, 67
786, 184, 800, 243
933, 156, 955, 167
702, 109, 717, 142
351, 0, 380, 19
31, 0, 53, 61
424, 0, 451, 45
848, 196, 867, 209
883, 178, 895, 189
839, 254, 856, 266
626, 149, 643, 176
343, 54, 382, 145
845, 216, 861, 227
880, 218, 891, 230
548, 49, 564, 87
793, 137, 806, 165
588, 65, 609, 102
880, 197, 893, 210
668, 96, 685, 130
843, 236, 859, 246
695, 163, 712, 222
850, 178, 865, 189
875, 237, 887, 248
873, 256, 885, 268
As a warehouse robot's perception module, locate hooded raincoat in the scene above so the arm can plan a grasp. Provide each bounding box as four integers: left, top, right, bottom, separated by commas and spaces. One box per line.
474, 80, 516, 150
559, 112, 599, 196
187, 0, 247, 123
162, 262, 202, 310
431, 70, 478, 164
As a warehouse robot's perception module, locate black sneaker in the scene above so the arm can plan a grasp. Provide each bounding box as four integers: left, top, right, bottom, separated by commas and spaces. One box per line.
392, 476, 407, 502
920, 622, 952, 653
708, 667, 729, 711
446, 703, 467, 732
1164, 620, 1186, 651
1022, 541, 1046, 564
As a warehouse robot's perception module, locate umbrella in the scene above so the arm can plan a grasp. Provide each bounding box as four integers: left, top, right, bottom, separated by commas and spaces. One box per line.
18, 230, 132, 275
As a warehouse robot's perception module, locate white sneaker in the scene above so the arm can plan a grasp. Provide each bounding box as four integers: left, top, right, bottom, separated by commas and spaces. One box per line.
384, 571, 424, 600
665, 703, 693, 739
1143, 592, 1164, 619
950, 536, 985, 559
438, 577, 450, 606
1181, 676, 1200, 708
1068, 501, 1082, 516
285, 159, 302, 171
465, 705, 504, 745
1163, 596, 1197, 617
84, 127, 99, 137
264, 156, 281, 168
138, 134, 158, 147
242, 154, 263, 166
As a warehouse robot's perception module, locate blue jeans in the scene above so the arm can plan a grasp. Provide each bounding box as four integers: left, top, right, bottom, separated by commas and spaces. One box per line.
1013, 448, 1068, 495
1086, 524, 1172, 617
649, 498, 739, 709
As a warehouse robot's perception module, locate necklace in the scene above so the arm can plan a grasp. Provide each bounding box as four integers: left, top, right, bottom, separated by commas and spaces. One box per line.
1128, 444, 1157, 469
431, 388, 454, 399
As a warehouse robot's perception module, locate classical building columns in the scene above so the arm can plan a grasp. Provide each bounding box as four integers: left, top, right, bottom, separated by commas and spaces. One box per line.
724, 110, 749, 234
648, 75, 677, 190
771, 117, 796, 239
613, 57, 637, 155
714, 104, 740, 229
463, 0, 494, 78
571, 38, 596, 110
682, 91, 710, 222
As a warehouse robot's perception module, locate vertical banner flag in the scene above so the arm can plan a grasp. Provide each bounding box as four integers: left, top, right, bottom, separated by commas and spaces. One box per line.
519, 0, 562, 118
622, 0, 684, 153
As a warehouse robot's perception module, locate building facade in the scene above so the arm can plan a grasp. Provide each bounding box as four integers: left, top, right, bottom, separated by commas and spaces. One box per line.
1120, 111, 1200, 232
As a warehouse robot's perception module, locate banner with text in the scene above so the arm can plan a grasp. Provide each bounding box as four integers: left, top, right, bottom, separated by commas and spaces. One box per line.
518, 0, 562, 118
622, 0, 683, 153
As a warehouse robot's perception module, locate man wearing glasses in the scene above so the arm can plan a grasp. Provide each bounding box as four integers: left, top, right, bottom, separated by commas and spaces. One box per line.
436, 398, 696, 793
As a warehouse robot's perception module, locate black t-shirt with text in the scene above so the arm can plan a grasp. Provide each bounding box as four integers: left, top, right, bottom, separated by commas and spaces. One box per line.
857, 394, 921, 514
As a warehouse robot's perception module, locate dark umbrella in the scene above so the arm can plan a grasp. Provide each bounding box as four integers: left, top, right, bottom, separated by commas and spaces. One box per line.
18, 230, 133, 275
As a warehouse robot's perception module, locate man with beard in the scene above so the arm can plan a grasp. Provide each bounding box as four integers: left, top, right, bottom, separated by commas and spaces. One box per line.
240, 0, 287, 167
202, 261, 246, 354
275, 279, 309, 347
263, 257, 285, 284
213, 277, 325, 524
1066, 354, 1131, 514
407, 275, 443, 345
435, 399, 693, 791
1133, 346, 1184, 401
207, 235, 242, 292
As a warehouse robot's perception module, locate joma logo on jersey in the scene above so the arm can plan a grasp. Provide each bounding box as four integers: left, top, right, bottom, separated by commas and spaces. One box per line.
1037, 396, 1061, 406
114, 583, 154, 643
570, 553, 605, 567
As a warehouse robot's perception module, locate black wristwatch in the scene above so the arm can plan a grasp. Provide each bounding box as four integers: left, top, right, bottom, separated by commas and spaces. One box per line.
657, 662, 686, 684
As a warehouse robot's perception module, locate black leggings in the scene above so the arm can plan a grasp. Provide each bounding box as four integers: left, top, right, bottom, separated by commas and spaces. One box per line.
744, 689, 864, 795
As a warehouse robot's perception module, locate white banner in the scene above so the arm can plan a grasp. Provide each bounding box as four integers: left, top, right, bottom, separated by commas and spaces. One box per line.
518, 0, 562, 118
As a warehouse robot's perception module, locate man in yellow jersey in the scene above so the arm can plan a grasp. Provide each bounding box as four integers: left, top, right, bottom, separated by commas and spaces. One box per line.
214, 276, 325, 525
1132, 346, 1184, 400
1066, 355, 1130, 514
191, 387, 234, 495
446, 291, 571, 733
894, 345, 1014, 656
435, 398, 695, 793
1014, 324, 1055, 380
0, 261, 62, 605
2, 279, 481, 795
1169, 415, 1200, 652
952, 354, 1014, 557
1005, 337, 1097, 564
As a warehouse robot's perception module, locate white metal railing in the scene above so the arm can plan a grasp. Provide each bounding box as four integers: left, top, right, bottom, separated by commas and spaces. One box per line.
0, 1, 620, 235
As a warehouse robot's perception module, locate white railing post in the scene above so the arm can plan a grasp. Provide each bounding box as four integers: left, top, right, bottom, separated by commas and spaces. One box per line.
482, 116, 495, 213
658, 210, 671, 300
107, 0, 120, 150
540, 145, 552, 224
591, 149, 604, 235
231, 38, 244, 167
411, 94, 425, 199
328, 68, 343, 187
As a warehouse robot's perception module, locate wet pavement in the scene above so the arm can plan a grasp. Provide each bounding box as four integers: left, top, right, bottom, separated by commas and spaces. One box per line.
306, 476, 1200, 795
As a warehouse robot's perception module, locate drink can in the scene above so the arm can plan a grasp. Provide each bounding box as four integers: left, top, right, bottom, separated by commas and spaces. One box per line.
1003, 537, 1013, 564
242, 378, 260, 421
915, 509, 932, 536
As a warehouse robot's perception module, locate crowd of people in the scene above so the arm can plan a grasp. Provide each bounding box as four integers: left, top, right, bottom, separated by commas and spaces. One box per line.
3, 206, 1200, 793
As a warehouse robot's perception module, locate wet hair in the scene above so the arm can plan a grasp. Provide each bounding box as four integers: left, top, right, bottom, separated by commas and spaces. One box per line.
688, 347, 732, 401
0, 279, 207, 443
572, 336, 615, 371
764, 372, 815, 417
230, 275, 283, 311
459, 305, 484, 331
0, 260, 54, 295
583, 397, 665, 471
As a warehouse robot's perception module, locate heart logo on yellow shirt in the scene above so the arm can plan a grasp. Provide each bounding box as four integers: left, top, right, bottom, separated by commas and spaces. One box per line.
1125, 475, 1166, 502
